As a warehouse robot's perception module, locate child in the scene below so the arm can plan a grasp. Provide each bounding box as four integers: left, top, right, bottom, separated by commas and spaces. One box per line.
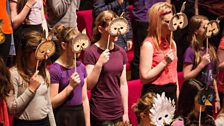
5, 31, 56, 126
183, 15, 220, 114
83, 10, 129, 126
174, 79, 215, 126
49, 24, 90, 126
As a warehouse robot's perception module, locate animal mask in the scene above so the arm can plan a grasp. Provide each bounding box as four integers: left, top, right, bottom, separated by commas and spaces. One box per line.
0, 19, 5, 44
169, 2, 188, 31
108, 15, 129, 36
35, 29, 56, 60
150, 92, 175, 126
35, 40, 55, 60
198, 87, 215, 106
72, 34, 90, 53
204, 20, 220, 38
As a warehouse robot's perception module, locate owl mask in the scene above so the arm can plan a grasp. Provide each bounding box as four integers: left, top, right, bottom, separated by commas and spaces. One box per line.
72, 34, 90, 53
198, 87, 215, 106
108, 16, 129, 36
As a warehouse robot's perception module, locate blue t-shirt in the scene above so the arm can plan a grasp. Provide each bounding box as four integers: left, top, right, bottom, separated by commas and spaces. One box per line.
49, 61, 87, 106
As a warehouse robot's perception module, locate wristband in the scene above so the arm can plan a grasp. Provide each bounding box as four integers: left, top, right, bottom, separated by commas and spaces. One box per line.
215, 99, 220, 102
25, 3, 32, 9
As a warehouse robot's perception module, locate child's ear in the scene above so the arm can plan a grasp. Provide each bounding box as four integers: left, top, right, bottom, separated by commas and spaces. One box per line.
61, 42, 66, 50
140, 112, 146, 119
98, 26, 103, 33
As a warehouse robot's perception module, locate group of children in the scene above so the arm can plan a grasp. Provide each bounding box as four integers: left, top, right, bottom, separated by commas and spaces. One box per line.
0, 1, 224, 126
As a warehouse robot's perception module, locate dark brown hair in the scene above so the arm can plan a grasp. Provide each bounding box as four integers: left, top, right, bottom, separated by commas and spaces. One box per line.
16, 31, 49, 86
0, 57, 14, 100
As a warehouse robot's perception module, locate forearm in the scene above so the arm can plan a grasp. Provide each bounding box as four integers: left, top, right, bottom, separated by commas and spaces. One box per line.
11, 5, 31, 29
7, 88, 35, 115
140, 60, 167, 84
51, 85, 73, 108
120, 83, 128, 115
183, 64, 204, 80
87, 63, 102, 89
83, 97, 90, 126
41, 7, 48, 37
213, 80, 220, 101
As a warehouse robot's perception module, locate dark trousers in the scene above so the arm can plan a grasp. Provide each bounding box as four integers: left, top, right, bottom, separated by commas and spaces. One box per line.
13, 116, 50, 126
54, 104, 85, 126
130, 20, 148, 80
91, 114, 122, 126
0, 34, 11, 64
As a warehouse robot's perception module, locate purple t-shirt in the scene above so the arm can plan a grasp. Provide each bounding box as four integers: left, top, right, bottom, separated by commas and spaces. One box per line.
83, 44, 128, 120
49, 61, 87, 106
132, 0, 165, 22
184, 47, 217, 86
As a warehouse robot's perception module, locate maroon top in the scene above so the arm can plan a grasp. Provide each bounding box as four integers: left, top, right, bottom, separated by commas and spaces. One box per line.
83, 44, 127, 120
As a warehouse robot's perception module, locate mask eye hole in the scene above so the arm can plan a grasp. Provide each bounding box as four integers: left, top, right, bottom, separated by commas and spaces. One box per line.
164, 114, 168, 118
202, 95, 206, 103
158, 117, 162, 120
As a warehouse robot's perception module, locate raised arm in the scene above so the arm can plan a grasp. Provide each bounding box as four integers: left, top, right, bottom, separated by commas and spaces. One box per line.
10, 0, 37, 29
140, 41, 173, 84
50, 72, 80, 108
85, 49, 110, 89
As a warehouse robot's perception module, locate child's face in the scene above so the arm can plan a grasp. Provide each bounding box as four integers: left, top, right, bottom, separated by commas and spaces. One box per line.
100, 13, 117, 41
195, 19, 209, 37
194, 95, 206, 113
161, 12, 173, 33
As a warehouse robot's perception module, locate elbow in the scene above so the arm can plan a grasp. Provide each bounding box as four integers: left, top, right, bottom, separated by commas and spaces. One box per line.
140, 74, 149, 84
12, 22, 20, 30
86, 81, 94, 90
183, 73, 190, 80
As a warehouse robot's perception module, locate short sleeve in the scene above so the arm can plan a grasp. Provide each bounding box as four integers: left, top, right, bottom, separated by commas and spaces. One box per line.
82, 47, 97, 65
48, 64, 61, 84
184, 47, 195, 64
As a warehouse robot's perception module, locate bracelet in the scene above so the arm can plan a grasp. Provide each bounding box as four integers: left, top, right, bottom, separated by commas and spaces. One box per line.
215, 99, 220, 102
25, 3, 32, 9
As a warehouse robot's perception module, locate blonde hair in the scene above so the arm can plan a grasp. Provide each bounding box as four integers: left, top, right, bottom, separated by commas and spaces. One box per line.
147, 2, 174, 50
132, 93, 155, 120
52, 24, 80, 54
188, 15, 217, 66
92, 10, 118, 43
